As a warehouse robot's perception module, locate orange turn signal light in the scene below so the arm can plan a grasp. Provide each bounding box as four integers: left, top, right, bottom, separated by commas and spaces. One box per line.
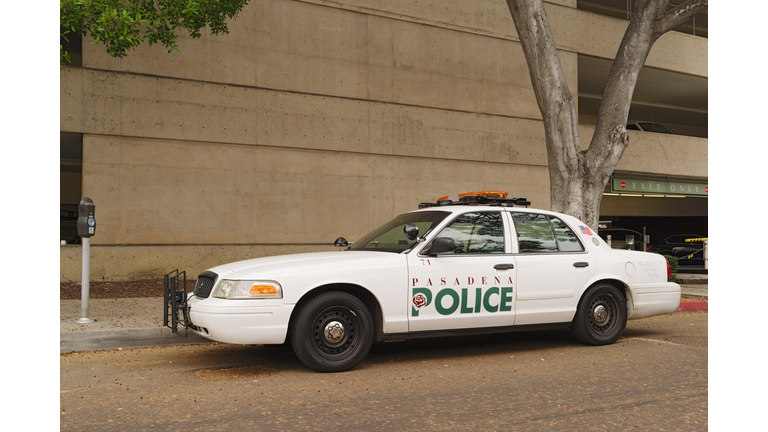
249, 285, 278, 296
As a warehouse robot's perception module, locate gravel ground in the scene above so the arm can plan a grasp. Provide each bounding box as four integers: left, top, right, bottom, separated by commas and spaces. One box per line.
60, 279, 707, 302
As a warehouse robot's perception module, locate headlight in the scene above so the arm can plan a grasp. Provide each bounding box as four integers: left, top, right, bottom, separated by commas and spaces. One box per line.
212, 280, 283, 299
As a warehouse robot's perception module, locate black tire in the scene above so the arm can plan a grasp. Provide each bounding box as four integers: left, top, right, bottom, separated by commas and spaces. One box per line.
290, 291, 374, 373
570, 283, 627, 345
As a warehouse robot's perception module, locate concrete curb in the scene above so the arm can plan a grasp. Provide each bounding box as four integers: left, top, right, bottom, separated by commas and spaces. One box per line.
60, 327, 212, 352
676, 301, 708, 313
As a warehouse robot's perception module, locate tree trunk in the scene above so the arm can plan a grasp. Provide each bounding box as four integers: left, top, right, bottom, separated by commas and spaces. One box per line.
505, 0, 707, 230
503, 0, 586, 220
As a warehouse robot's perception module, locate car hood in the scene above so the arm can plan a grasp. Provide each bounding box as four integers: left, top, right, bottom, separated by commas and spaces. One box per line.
205, 251, 405, 280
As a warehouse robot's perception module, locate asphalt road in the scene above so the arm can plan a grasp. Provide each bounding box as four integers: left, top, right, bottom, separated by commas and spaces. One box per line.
60, 312, 707, 431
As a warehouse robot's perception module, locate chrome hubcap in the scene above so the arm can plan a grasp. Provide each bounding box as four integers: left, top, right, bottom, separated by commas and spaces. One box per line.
593, 305, 609, 325
324, 321, 345, 343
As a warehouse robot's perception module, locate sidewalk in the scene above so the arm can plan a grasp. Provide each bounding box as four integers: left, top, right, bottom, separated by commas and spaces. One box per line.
60, 297, 210, 352
676, 272, 708, 285
675, 272, 709, 312
60, 275, 708, 353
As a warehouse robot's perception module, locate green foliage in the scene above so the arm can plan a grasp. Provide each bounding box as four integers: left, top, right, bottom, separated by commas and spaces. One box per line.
60, 0, 249, 65
60, 30, 72, 69
664, 255, 679, 274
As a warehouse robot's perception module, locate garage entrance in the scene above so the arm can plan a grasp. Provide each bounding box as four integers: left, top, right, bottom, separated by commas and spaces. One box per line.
598, 176, 707, 270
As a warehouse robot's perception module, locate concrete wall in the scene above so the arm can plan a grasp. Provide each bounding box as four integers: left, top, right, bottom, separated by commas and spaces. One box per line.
76, 0, 567, 119
578, 126, 708, 178
76, 128, 552, 246
60, 0, 708, 281
59, 244, 337, 282
79, 0, 706, 81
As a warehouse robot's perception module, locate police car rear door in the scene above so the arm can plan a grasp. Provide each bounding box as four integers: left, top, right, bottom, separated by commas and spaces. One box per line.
407, 210, 517, 332
508, 211, 597, 325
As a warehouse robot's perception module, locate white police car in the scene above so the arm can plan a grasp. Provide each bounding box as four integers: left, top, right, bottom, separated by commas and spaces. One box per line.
183, 192, 680, 372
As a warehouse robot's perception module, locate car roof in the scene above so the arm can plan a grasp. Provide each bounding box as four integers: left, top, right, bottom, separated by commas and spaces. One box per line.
408, 205, 558, 216
407, 193, 586, 226
663, 234, 704, 239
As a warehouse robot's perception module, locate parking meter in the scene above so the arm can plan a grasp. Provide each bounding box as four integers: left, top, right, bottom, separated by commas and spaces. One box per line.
77, 197, 96, 238
76, 197, 96, 324
625, 235, 635, 250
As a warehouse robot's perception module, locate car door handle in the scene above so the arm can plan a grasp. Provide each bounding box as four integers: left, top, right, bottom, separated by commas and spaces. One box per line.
494, 264, 515, 270
573, 262, 589, 268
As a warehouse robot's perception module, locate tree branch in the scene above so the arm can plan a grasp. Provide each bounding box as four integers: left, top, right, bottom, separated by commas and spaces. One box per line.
504, 0, 581, 163
654, 0, 708, 36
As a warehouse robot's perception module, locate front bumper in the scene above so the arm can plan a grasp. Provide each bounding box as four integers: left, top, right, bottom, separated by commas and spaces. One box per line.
187, 295, 295, 345
627, 281, 681, 319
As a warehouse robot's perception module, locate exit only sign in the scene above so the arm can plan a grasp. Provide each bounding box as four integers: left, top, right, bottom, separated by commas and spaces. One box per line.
611, 177, 707, 197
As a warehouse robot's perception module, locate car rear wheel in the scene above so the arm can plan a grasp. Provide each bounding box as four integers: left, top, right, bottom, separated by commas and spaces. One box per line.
570, 283, 627, 345
290, 291, 374, 373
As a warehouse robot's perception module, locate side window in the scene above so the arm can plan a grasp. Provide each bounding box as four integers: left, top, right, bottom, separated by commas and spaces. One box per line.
550, 217, 584, 252
511, 213, 585, 253
435, 212, 505, 254
511, 213, 558, 252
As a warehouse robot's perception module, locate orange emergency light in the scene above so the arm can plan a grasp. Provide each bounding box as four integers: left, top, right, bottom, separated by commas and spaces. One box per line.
437, 191, 509, 201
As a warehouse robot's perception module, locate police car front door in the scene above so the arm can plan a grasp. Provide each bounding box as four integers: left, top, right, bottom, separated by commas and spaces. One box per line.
407, 211, 517, 332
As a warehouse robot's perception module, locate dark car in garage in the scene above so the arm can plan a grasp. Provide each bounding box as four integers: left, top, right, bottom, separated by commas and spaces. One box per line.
626, 122, 675, 134
652, 234, 706, 265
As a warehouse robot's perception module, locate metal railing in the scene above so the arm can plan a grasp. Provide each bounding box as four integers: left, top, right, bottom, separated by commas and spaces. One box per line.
577, 0, 708, 38
163, 270, 190, 335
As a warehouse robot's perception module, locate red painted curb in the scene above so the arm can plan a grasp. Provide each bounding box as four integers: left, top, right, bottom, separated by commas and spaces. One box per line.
676, 301, 708, 312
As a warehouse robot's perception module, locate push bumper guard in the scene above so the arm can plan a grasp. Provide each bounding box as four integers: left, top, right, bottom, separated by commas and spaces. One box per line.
163, 269, 191, 336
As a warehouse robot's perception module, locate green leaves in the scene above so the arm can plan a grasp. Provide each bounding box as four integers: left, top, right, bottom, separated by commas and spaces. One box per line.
60, 0, 249, 64
60, 29, 72, 69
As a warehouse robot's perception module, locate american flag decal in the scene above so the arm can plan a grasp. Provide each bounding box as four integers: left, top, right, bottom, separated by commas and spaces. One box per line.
579, 226, 593, 236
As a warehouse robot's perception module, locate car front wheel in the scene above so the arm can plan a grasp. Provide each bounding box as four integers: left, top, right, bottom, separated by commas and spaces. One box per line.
290, 291, 374, 373
570, 283, 627, 345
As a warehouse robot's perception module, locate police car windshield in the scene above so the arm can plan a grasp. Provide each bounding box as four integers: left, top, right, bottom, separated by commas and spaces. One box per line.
349, 211, 451, 253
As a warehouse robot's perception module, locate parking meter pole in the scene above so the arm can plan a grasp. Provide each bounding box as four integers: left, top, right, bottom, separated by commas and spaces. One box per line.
76, 237, 94, 324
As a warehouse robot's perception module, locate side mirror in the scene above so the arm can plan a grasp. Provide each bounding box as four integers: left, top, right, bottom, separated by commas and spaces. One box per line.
404, 224, 419, 241
427, 237, 456, 256
334, 237, 349, 247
